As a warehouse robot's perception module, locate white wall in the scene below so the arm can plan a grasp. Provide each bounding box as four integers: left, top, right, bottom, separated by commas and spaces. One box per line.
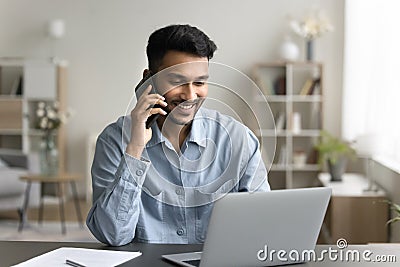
0, 0, 344, 196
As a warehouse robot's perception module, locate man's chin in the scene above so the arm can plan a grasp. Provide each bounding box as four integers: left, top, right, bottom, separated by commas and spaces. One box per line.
166, 113, 195, 126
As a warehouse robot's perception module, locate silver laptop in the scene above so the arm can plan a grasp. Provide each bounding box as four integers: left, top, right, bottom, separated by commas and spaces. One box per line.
162, 187, 331, 267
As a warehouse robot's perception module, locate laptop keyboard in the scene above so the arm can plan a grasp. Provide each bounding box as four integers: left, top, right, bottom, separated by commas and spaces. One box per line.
183, 259, 201, 267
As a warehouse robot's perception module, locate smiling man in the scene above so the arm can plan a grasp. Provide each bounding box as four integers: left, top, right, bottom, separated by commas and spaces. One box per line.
86, 24, 270, 246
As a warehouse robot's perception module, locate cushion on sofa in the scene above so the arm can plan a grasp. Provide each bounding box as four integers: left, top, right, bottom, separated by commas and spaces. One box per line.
0, 158, 9, 168
0, 168, 27, 196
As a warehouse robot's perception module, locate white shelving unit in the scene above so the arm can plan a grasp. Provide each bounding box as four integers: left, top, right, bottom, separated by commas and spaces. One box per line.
0, 57, 67, 173
252, 62, 324, 189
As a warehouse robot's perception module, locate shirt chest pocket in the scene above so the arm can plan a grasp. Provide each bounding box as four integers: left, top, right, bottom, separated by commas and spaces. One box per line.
194, 179, 237, 242
136, 191, 165, 243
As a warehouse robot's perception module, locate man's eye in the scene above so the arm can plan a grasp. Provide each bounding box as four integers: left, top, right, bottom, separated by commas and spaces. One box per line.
169, 80, 184, 85
194, 81, 206, 86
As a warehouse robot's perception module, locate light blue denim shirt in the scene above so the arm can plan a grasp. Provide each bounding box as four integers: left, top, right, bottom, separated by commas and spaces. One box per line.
86, 108, 270, 246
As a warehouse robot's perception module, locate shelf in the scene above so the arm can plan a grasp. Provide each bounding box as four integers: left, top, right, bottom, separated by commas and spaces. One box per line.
27, 129, 57, 136
0, 60, 66, 173
270, 164, 320, 171
0, 57, 25, 66
0, 95, 23, 100
256, 95, 322, 103
0, 129, 23, 135
292, 164, 320, 171
291, 95, 322, 102
252, 62, 324, 189
257, 129, 321, 137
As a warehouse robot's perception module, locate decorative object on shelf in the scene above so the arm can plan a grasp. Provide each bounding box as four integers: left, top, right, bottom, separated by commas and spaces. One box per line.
279, 36, 299, 62
273, 75, 286, 95
293, 151, 307, 167
314, 130, 356, 181
306, 39, 314, 61
35, 101, 71, 175
47, 19, 65, 39
291, 112, 302, 134
289, 10, 333, 61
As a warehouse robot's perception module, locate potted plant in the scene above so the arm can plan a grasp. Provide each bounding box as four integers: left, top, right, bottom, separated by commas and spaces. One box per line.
314, 130, 356, 181
387, 201, 400, 225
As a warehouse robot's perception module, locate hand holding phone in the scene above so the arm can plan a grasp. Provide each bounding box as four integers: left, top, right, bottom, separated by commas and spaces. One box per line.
126, 74, 167, 159
134, 73, 168, 129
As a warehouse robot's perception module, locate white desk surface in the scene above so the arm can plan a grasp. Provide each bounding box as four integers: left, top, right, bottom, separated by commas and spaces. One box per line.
318, 173, 386, 197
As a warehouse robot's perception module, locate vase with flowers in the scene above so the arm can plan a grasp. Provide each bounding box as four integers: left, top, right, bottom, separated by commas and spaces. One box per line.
35, 101, 70, 175
290, 10, 333, 61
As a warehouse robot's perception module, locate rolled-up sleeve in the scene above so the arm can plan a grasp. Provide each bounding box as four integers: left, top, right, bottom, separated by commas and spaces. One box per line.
86, 124, 150, 246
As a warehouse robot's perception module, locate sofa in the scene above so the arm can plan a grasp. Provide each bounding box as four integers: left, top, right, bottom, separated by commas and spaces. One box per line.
0, 149, 40, 218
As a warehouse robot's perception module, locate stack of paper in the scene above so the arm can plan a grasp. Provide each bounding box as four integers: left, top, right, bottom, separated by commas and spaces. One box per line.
11, 247, 141, 267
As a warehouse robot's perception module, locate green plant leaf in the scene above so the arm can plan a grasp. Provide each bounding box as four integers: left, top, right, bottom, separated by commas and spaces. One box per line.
387, 217, 400, 225
314, 130, 356, 166
391, 203, 400, 214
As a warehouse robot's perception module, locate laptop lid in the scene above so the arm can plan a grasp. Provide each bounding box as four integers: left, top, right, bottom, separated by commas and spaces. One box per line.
163, 187, 331, 267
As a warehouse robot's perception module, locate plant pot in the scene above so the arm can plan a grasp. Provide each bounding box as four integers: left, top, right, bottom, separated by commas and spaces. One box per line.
327, 157, 347, 181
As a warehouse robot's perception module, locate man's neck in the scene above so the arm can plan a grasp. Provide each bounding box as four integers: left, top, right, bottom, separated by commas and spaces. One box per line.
156, 118, 191, 153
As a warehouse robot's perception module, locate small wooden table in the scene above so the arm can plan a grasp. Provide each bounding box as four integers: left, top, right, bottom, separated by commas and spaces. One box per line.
18, 173, 84, 234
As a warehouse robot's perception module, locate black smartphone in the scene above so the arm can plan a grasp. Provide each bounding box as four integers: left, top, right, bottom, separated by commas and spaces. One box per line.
134, 73, 165, 129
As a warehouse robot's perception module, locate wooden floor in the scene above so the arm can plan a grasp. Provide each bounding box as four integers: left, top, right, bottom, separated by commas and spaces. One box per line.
0, 198, 92, 222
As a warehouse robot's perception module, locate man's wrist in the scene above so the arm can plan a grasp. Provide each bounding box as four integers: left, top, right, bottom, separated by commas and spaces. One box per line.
125, 144, 144, 159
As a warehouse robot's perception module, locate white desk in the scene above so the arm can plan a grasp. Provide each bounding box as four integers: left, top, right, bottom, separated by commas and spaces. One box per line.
319, 173, 386, 197
319, 173, 389, 244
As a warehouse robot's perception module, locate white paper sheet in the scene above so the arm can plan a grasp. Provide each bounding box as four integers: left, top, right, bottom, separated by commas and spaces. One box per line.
11, 247, 142, 267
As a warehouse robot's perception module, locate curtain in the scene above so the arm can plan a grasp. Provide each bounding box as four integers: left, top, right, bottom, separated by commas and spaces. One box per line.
342, 0, 400, 162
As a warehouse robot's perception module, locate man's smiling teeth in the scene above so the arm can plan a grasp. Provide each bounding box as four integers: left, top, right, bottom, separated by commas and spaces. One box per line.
178, 103, 195, 109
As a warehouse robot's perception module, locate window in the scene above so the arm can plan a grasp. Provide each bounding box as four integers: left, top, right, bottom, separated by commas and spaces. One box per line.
342, 0, 400, 164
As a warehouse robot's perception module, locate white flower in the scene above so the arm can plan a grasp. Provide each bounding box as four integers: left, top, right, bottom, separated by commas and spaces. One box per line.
34, 102, 73, 131
38, 102, 46, 109
40, 118, 48, 129
47, 110, 56, 119
290, 10, 333, 40
36, 109, 45, 117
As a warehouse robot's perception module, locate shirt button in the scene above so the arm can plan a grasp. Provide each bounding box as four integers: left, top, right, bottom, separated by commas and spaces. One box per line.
136, 170, 144, 176
175, 188, 182, 195
177, 228, 185, 236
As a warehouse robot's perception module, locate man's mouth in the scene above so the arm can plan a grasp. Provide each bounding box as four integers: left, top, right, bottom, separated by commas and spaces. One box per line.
171, 100, 198, 109
167, 100, 199, 117
178, 102, 196, 110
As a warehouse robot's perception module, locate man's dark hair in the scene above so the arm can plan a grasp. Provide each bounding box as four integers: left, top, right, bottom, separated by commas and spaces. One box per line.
146, 24, 217, 72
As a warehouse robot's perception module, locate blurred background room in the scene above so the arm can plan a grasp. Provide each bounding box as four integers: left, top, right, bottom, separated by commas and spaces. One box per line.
0, 0, 399, 244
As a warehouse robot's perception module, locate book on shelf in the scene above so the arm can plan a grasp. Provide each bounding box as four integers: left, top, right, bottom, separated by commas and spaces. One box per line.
299, 77, 320, 95
277, 145, 287, 165
9, 76, 22, 95
275, 113, 285, 132
273, 75, 286, 95
299, 78, 313, 95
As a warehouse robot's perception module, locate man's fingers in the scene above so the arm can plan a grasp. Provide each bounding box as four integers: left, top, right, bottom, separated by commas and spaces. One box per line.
149, 107, 167, 116
136, 95, 166, 111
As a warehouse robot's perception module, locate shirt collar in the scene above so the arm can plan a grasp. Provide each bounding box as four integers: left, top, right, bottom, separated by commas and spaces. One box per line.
145, 108, 207, 148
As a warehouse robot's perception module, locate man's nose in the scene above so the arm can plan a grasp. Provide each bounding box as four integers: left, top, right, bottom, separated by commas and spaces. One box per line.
180, 83, 197, 100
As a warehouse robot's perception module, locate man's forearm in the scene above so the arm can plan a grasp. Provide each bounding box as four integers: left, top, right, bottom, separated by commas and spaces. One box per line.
86, 154, 149, 246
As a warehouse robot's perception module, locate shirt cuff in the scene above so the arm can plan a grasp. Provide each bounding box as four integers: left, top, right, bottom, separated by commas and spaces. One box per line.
116, 153, 151, 186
